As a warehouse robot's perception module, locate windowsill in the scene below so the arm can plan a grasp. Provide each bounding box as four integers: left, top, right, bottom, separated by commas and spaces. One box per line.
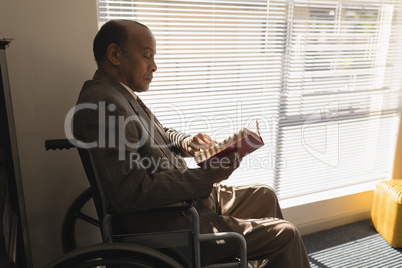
279, 179, 385, 235
279, 179, 383, 209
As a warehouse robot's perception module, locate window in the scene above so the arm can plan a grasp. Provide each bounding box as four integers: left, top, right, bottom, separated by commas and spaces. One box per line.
97, 0, 402, 201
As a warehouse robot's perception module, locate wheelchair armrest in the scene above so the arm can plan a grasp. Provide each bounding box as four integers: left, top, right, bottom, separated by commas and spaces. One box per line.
45, 139, 76, 151
103, 201, 194, 242
151, 201, 193, 211
106, 201, 194, 217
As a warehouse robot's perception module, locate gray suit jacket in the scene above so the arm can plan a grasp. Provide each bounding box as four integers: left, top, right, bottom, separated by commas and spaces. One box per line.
73, 70, 237, 265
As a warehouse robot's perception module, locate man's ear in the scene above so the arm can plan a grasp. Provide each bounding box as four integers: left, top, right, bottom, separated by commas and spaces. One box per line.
106, 43, 122, 66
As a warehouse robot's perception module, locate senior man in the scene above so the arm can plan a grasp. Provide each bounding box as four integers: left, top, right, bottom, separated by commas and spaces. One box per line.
73, 19, 310, 268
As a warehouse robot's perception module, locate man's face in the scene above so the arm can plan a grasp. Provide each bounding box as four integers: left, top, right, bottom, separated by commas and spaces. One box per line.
119, 25, 157, 92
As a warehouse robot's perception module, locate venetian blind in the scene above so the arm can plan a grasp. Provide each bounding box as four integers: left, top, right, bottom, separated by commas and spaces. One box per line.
97, 0, 402, 200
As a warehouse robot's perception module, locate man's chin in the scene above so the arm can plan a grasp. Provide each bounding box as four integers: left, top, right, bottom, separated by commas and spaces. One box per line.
134, 86, 150, 93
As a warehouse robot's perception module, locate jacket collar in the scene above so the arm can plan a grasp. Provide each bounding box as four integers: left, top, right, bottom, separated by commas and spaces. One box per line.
93, 70, 141, 115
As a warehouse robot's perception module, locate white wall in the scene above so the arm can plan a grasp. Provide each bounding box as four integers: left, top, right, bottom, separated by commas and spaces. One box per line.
0, 0, 99, 266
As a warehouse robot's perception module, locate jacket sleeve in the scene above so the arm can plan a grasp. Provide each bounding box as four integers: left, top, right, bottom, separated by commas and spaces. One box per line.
164, 127, 193, 157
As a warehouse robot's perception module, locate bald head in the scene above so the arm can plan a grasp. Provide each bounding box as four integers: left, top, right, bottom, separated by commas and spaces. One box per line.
93, 20, 148, 64
93, 20, 157, 92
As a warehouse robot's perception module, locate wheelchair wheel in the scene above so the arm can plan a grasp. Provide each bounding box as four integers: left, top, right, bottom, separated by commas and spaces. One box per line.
45, 242, 184, 268
62, 187, 99, 252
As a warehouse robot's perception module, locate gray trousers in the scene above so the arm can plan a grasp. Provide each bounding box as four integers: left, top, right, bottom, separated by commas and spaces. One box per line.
203, 184, 311, 268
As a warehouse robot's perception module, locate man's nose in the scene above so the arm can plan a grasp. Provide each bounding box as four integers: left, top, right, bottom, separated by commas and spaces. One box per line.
150, 59, 157, 72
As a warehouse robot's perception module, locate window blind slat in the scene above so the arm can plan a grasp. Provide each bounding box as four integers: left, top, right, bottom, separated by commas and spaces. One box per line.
98, 0, 402, 201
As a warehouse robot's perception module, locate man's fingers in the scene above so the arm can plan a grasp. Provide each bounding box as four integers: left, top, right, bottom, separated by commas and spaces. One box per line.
203, 133, 217, 144
189, 140, 209, 149
191, 133, 217, 150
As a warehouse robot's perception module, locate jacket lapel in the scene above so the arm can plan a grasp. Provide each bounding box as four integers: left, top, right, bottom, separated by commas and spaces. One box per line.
128, 100, 182, 170
93, 70, 182, 170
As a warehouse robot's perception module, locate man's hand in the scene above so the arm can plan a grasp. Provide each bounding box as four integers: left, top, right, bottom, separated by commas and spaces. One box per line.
207, 152, 242, 184
181, 134, 241, 183
181, 133, 217, 156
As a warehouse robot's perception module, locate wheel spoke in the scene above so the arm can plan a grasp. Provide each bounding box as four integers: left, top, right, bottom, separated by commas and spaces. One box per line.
76, 212, 100, 227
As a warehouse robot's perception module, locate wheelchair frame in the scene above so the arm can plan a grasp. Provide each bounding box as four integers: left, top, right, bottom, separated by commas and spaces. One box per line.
44, 139, 247, 268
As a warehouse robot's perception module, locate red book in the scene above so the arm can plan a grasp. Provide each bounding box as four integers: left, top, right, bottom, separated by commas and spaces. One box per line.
195, 126, 264, 167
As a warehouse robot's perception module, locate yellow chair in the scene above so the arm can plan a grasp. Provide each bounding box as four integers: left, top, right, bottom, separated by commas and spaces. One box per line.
371, 117, 402, 248
371, 179, 402, 247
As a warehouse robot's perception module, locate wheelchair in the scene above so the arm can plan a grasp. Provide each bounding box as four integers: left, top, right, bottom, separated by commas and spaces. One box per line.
44, 139, 247, 268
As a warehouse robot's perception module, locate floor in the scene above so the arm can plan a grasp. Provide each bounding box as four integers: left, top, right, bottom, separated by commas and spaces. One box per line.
302, 220, 402, 268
